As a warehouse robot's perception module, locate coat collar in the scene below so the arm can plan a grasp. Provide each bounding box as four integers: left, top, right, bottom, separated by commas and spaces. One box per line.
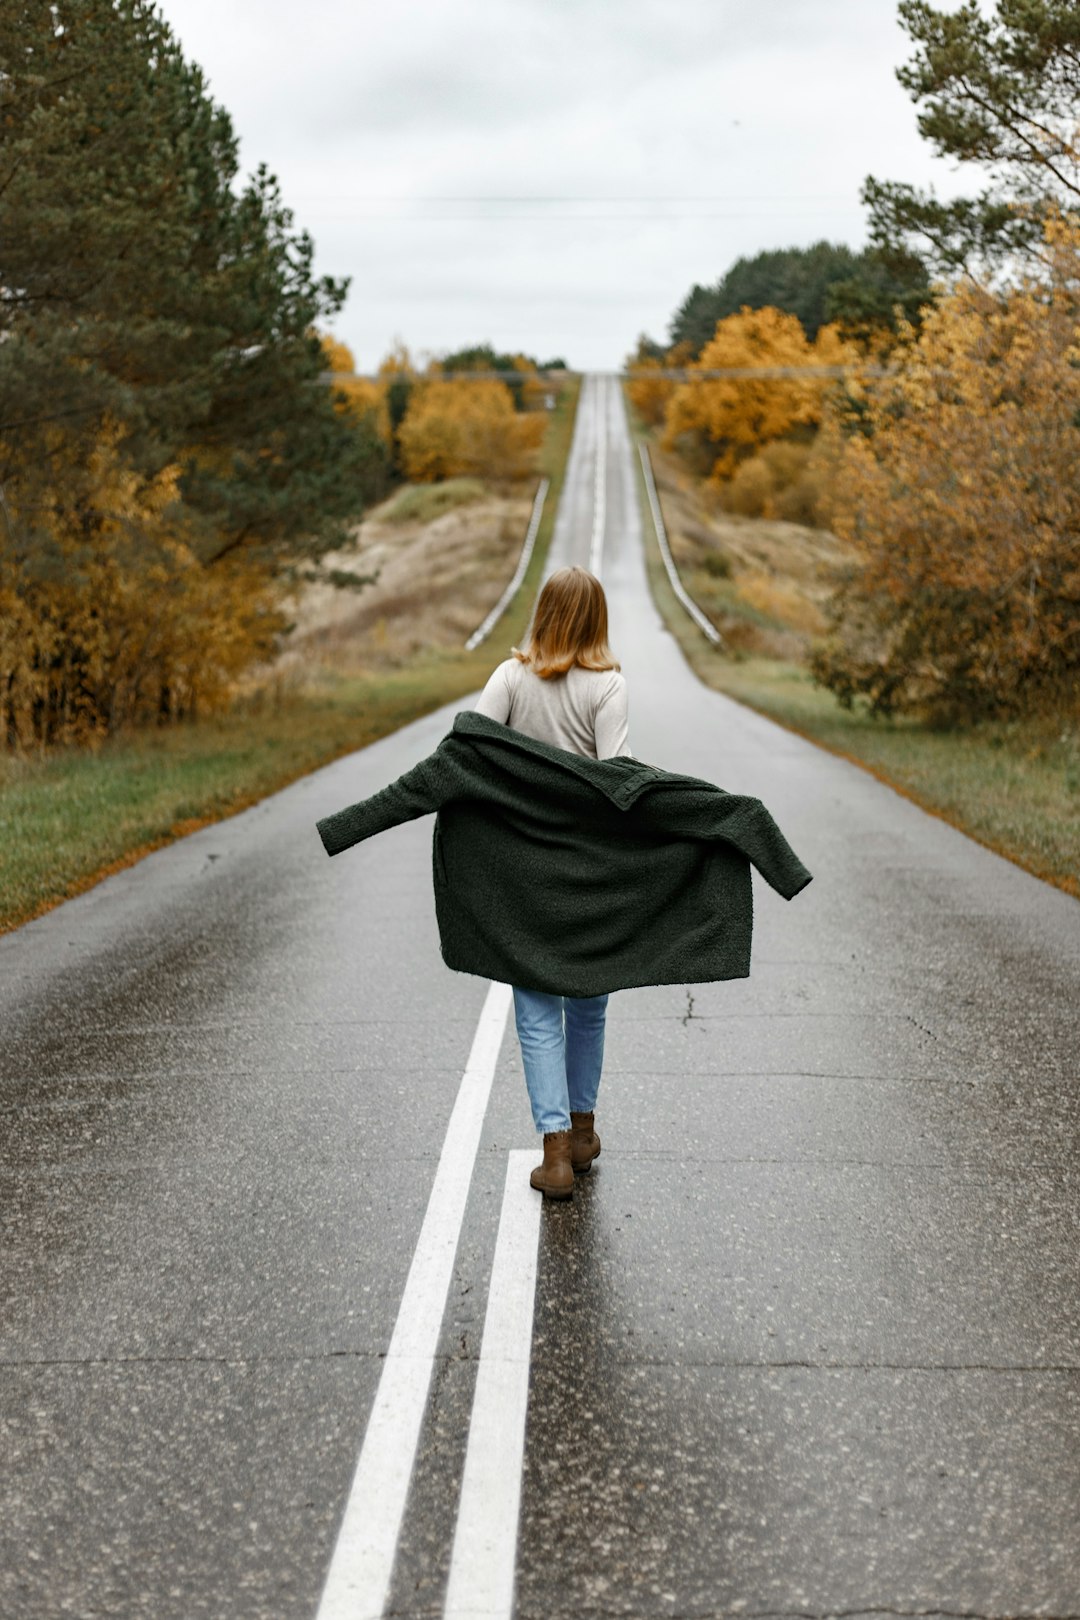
451, 708, 717, 810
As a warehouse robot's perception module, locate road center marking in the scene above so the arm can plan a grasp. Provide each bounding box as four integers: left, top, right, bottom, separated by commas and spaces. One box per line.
314, 979, 513, 1620
590, 374, 606, 577
443, 1150, 542, 1619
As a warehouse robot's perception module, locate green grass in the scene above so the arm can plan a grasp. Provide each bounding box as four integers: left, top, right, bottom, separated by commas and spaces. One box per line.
381, 477, 487, 524
0, 381, 581, 934
627, 397, 1080, 900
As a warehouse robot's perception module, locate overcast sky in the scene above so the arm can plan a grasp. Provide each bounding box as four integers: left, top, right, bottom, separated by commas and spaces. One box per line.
160, 0, 971, 371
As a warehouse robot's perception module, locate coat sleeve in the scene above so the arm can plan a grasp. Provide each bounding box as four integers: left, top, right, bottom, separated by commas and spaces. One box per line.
633, 784, 813, 900
315, 743, 460, 857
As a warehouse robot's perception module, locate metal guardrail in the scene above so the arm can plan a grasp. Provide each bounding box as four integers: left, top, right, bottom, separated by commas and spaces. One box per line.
321, 370, 562, 385
626, 364, 887, 379
464, 477, 550, 651
638, 444, 723, 649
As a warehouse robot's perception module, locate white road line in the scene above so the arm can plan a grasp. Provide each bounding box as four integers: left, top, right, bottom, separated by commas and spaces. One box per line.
613, 376, 640, 562
443, 1151, 542, 1620
638, 440, 723, 646
315, 980, 513, 1620
464, 477, 550, 650
590, 374, 606, 577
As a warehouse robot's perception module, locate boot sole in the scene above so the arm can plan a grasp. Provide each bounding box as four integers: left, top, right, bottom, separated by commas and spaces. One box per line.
530, 1179, 574, 1200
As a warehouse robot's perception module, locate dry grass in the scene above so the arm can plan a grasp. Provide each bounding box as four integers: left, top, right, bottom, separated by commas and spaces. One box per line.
285, 479, 538, 671
648, 439, 845, 659
380, 477, 488, 525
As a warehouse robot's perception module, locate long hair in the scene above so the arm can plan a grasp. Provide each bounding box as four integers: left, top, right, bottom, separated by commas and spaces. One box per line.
511, 565, 620, 680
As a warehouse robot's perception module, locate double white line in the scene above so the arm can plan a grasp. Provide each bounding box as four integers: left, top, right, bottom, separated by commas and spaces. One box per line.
319, 375, 611, 1618
589, 375, 607, 577
315, 982, 540, 1620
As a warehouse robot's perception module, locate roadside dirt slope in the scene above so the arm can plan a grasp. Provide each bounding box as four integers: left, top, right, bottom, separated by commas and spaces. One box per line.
649, 442, 847, 659
287, 481, 535, 671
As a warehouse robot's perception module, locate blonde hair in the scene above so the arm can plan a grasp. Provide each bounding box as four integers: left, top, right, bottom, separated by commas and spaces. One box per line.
511, 565, 621, 680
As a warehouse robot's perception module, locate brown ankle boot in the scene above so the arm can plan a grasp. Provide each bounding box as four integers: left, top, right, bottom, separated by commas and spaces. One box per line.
529, 1129, 574, 1199
570, 1111, 601, 1173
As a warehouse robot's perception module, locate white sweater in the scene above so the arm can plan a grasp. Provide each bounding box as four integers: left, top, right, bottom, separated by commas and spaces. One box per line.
471, 657, 633, 760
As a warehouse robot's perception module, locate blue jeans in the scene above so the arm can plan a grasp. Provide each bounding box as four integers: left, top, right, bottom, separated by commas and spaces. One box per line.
512, 985, 610, 1135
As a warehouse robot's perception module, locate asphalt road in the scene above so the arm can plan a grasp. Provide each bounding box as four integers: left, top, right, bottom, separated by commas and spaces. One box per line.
2, 374, 1079, 1619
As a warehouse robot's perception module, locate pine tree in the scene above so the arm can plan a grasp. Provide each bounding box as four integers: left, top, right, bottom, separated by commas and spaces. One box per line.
863, 0, 1080, 277
0, 0, 388, 572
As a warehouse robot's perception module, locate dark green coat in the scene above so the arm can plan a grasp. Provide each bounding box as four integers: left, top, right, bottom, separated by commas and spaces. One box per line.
316, 709, 813, 997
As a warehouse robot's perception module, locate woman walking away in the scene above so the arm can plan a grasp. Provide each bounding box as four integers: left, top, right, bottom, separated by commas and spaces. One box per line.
314, 580, 814, 1209
472, 565, 631, 1201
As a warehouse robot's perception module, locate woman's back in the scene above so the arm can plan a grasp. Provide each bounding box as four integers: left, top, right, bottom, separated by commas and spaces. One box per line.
470, 565, 628, 1196
473, 656, 632, 760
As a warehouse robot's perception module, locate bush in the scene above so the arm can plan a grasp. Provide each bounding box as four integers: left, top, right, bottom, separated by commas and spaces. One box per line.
662, 306, 856, 482
0, 426, 284, 748
382, 479, 487, 524
397, 379, 545, 483
626, 358, 676, 427
715, 438, 831, 527
702, 549, 733, 578
811, 214, 1080, 725
723, 455, 775, 517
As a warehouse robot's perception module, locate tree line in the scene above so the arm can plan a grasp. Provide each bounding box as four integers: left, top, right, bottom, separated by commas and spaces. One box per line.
629, 0, 1080, 728
0, 3, 552, 749
323, 339, 553, 486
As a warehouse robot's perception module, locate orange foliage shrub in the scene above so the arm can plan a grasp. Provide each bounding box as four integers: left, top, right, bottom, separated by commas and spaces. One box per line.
718, 437, 837, 527
811, 214, 1080, 724
626, 358, 676, 427
397, 378, 545, 482
0, 422, 284, 747
321, 335, 392, 446
509, 355, 548, 412
663, 306, 856, 481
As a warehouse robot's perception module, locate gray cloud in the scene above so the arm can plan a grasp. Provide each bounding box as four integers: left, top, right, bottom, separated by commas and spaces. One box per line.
163, 0, 972, 368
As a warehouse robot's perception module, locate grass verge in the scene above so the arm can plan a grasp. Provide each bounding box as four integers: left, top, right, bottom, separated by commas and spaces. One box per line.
380, 477, 487, 525
0, 380, 581, 934
627, 398, 1080, 901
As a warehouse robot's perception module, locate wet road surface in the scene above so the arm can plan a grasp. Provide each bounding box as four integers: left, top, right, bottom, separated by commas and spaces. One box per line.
2, 375, 1079, 1617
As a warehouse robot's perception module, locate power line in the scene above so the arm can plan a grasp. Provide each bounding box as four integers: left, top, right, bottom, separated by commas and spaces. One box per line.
323, 366, 887, 382
290, 193, 856, 202
303, 212, 854, 221
293, 192, 859, 220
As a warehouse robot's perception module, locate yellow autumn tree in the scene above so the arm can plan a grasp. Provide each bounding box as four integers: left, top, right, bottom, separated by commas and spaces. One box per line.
0, 420, 284, 747
321, 335, 393, 448
397, 377, 545, 482
810, 212, 1080, 725
662, 306, 857, 482
378, 341, 417, 383
626, 340, 695, 427
508, 354, 548, 412
626, 357, 675, 427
